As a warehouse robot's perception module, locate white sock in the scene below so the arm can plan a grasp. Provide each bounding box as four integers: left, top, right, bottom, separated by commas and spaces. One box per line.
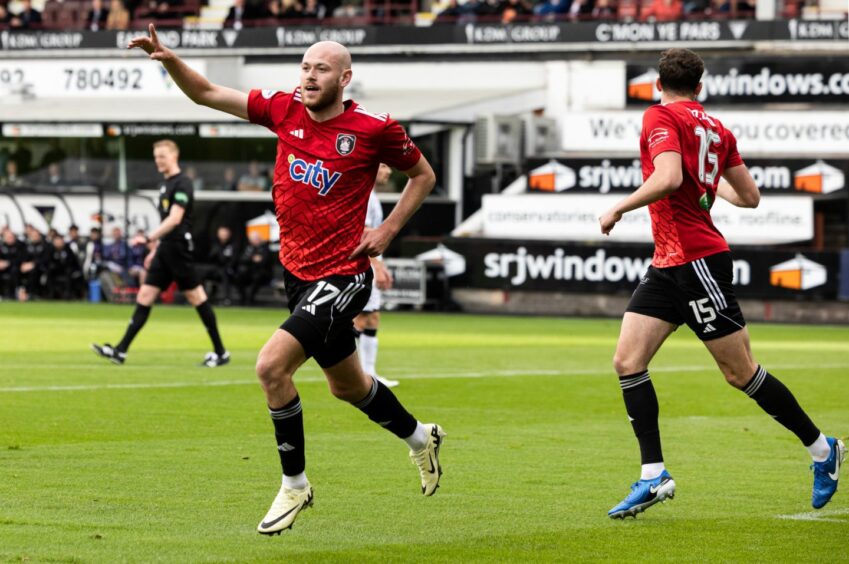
360, 334, 378, 375
807, 433, 831, 462
641, 462, 666, 480
404, 421, 429, 451
282, 471, 308, 490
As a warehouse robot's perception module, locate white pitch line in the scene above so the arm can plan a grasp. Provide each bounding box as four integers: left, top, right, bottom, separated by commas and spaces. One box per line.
0, 362, 847, 394
776, 508, 849, 523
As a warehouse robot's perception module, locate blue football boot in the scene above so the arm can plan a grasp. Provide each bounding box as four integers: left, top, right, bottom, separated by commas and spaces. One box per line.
608, 470, 675, 519
812, 437, 845, 509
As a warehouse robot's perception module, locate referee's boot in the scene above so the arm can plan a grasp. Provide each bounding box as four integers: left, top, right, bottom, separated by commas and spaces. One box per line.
200, 351, 231, 367
91, 343, 126, 365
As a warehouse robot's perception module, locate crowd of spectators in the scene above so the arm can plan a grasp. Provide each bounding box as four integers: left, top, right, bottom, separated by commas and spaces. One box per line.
0, 0, 791, 32
433, 0, 755, 23
0, 222, 274, 305
202, 226, 273, 305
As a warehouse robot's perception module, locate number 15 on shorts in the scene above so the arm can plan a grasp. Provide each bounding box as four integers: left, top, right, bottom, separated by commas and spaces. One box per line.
689, 298, 716, 324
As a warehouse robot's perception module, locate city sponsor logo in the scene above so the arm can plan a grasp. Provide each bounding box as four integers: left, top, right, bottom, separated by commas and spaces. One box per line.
483, 247, 752, 287
336, 133, 356, 156
287, 154, 341, 196
628, 65, 849, 103
769, 254, 827, 291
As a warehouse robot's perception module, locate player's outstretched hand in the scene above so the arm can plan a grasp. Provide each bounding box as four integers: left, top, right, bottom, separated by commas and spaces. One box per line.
599, 208, 622, 236
127, 23, 173, 62
350, 225, 394, 259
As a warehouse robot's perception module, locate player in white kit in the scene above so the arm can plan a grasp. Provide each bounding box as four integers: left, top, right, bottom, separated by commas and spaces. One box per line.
355, 164, 399, 388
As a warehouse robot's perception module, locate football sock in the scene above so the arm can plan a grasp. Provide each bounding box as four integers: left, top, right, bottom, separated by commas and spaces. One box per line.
269, 395, 306, 477
404, 421, 429, 451
282, 472, 308, 490
742, 365, 821, 447
806, 433, 831, 462
641, 462, 666, 481
353, 377, 417, 440
195, 301, 226, 356
359, 328, 378, 375
619, 371, 664, 465
116, 304, 151, 353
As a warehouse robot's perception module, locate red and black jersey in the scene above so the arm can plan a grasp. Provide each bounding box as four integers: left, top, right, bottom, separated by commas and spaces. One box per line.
640, 101, 744, 268
248, 88, 422, 280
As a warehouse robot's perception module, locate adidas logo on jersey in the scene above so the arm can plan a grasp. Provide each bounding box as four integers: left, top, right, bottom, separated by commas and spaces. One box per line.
703, 323, 716, 333
289, 129, 304, 139
301, 303, 316, 315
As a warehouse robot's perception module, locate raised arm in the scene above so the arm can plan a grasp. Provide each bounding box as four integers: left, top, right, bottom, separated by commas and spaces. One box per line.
717, 165, 760, 208
128, 24, 248, 120
350, 156, 436, 258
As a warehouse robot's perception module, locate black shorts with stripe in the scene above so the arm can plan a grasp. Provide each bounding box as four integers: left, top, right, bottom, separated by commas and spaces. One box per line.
280, 267, 374, 368
626, 251, 746, 341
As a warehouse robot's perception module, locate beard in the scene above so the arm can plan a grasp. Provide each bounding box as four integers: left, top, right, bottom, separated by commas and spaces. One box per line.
302, 83, 340, 113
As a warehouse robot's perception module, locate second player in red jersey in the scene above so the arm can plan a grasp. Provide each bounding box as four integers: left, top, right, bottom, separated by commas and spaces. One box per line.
248, 88, 422, 280
598, 48, 841, 520
640, 101, 742, 267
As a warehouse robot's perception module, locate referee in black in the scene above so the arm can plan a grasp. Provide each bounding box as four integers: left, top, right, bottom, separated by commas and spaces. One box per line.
92, 139, 229, 367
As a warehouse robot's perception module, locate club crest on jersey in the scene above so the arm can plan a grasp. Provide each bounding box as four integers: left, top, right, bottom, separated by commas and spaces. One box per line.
336, 134, 356, 156
288, 154, 342, 196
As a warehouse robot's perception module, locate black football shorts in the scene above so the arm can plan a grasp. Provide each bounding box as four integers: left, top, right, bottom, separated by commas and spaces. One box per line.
626, 251, 746, 341
146, 242, 201, 291
280, 267, 373, 368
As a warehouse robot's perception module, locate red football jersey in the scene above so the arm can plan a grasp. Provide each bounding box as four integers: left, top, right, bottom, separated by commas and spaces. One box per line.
640, 101, 743, 268
247, 88, 422, 280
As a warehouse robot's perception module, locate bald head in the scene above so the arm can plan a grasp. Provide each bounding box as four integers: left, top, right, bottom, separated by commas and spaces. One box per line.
303, 41, 351, 72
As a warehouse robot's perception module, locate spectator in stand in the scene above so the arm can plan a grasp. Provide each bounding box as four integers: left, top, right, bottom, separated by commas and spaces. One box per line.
147, 0, 181, 19
206, 226, 238, 304
20, 225, 50, 300
0, 227, 24, 299
43, 163, 68, 188
106, 0, 130, 29
572, 0, 597, 19
501, 0, 532, 22
0, 4, 11, 27
534, 0, 571, 20
10, 0, 42, 28
1, 160, 25, 189
128, 228, 149, 287
46, 235, 84, 300
474, 0, 502, 19
237, 160, 268, 191
186, 165, 204, 192
235, 231, 272, 306
266, 0, 282, 17
280, 0, 304, 18
83, 226, 104, 281
103, 226, 130, 284
332, 0, 363, 18
225, 0, 254, 28
434, 0, 463, 22
86, 0, 110, 30
66, 224, 87, 266
301, 0, 325, 18
220, 166, 238, 191
641, 0, 682, 20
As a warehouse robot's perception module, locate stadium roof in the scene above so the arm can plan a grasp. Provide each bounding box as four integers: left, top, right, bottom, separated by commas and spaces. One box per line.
0, 88, 542, 125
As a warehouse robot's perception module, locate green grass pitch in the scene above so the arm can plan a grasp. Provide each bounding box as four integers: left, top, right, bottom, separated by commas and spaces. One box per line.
0, 302, 847, 562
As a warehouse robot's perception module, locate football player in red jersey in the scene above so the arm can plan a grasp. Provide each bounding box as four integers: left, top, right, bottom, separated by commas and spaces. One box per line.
129, 25, 446, 535
599, 48, 843, 519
